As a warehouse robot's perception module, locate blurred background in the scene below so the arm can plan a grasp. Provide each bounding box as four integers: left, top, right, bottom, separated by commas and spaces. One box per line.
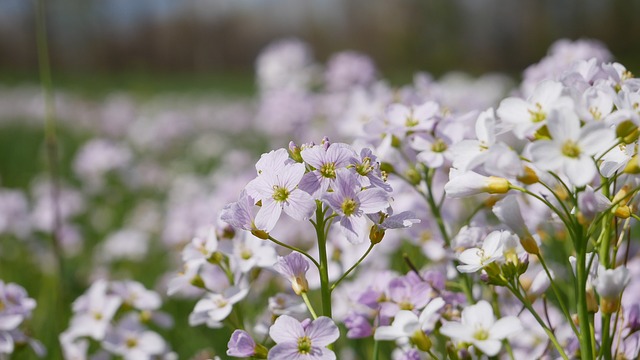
2, 0, 640, 88
1, 1, 640, 359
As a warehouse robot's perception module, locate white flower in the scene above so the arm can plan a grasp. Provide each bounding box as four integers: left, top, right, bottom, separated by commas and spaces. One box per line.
529, 107, 615, 186
457, 231, 505, 273
593, 266, 630, 300
440, 300, 522, 356
444, 169, 510, 198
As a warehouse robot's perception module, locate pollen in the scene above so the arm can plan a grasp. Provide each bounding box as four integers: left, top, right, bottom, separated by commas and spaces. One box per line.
528, 103, 546, 123
473, 328, 489, 341
561, 140, 581, 158
297, 336, 312, 354
272, 186, 290, 202
320, 162, 337, 179
430, 138, 448, 153
341, 198, 358, 216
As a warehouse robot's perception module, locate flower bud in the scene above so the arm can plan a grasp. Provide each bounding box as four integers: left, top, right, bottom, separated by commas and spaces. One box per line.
487, 176, 511, 194
614, 205, 631, 219
616, 120, 640, 144
369, 226, 385, 244
517, 166, 539, 185
288, 141, 303, 163
251, 229, 270, 240
520, 235, 540, 255
406, 167, 422, 185
623, 155, 640, 174
410, 330, 432, 352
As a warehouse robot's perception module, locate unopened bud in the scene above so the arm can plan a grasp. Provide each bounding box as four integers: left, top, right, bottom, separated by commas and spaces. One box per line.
190, 274, 205, 289
615, 205, 631, 219
616, 120, 640, 144
520, 235, 540, 255
406, 167, 422, 185
288, 141, 303, 163
411, 330, 432, 352
487, 177, 510, 194
380, 162, 395, 174
600, 298, 619, 314
369, 226, 385, 244
292, 276, 309, 296
207, 251, 225, 264
623, 155, 640, 174
517, 166, 539, 185
251, 229, 270, 240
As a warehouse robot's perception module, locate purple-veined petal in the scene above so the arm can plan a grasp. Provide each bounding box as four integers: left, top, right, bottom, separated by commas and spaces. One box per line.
255, 198, 281, 233
269, 315, 305, 344
357, 189, 388, 214
305, 317, 340, 346
283, 190, 316, 221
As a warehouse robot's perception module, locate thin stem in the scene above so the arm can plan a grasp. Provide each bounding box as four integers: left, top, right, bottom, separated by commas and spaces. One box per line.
601, 313, 612, 360
314, 202, 332, 318
424, 167, 451, 246
537, 254, 579, 337
576, 229, 594, 360
426, 349, 439, 360
507, 283, 570, 360
268, 236, 320, 269
301, 292, 318, 319
372, 340, 380, 360
331, 243, 375, 291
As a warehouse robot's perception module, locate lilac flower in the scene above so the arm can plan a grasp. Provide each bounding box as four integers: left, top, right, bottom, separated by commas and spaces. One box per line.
0, 281, 39, 357
268, 293, 308, 316
299, 142, 356, 197
246, 159, 315, 231
344, 313, 373, 339
379, 277, 432, 318
181, 226, 220, 264
529, 107, 615, 186
102, 316, 167, 360
324, 51, 377, 91
110, 281, 161, 311
349, 148, 392, 192
323, 170, 389, 244
268, 315, 339, 360
69, 280, 122, 340
457, 231, 505, 273
440, 300, 522, 356
274, 252, 311, 295
189, 287, 249, 328
221, 190, 272, 235
228, 330, 267, 358
375, 297, 445, 348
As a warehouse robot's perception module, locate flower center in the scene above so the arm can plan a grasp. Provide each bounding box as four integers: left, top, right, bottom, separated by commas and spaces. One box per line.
297, 336, 312, 354
93, 311, 103, 320
473, 328, 489, 341
561, 140, 581, 158
356, 157, 373, 176
240, 247, 253, 260
405, 114, 419, 127
272, 186, 290, 202
431, 138, 448, 153
215, 298, 229, 308
341, 198, 358, 216
528, 103, 546, 123
399, 301, 414, 310
125, 337, 138, 348
320, 162, 337, 179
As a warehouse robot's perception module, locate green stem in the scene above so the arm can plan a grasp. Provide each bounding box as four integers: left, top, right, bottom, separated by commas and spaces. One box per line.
424, 168, 451, 246
601, 313, 612, 360
507, 283, 570, 360
575, 230, 594, 360
301, 292, 318, 319
331, 243, 375, 291
372, 340, 380, 360
537, 254, 579, 337
314, 202, 332, 318
268, 236, 320, 269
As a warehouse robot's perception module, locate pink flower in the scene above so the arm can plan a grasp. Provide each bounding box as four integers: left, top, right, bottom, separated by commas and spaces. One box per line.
268, 315, 339, 360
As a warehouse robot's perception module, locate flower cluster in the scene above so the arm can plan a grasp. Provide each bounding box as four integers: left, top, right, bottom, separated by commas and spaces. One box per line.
0, 281, 43, 358
60, 280, 175, 360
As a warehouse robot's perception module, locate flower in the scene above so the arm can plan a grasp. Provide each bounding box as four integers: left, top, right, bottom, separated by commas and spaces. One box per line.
274, 252, 311, 295
456, 231, 506, 273
529, 107, 615, 186
227, 330, 268, 358
593, 266, 631, 313
323, 169, 389, 244
374, 297, 445, 351
245, 155, 315, 232
268, 315, 339, 360
102, 316, 167, 360
440, 300, 522, 356
299, 141, 356, 197
189, 287, 248, 328
444, 169, 510, 198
